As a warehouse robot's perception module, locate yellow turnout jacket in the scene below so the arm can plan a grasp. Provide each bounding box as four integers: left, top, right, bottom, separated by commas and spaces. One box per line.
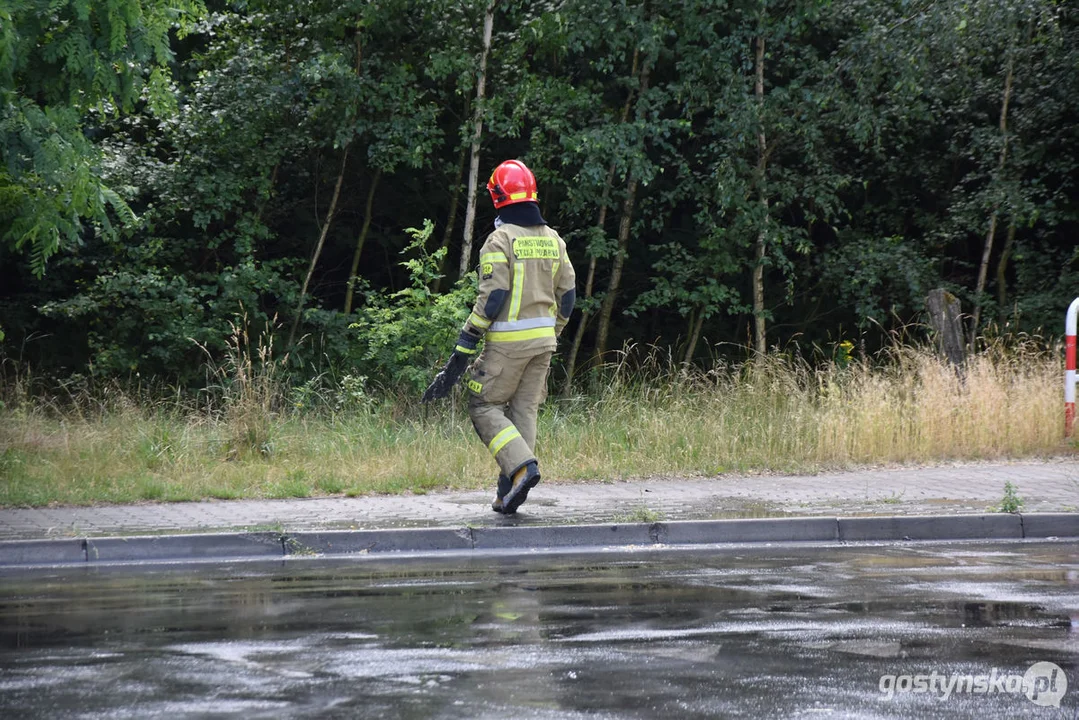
462, 222, 576, 358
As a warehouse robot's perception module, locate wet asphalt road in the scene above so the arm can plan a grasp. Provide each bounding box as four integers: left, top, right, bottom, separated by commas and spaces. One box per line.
1, 541, 1077, 719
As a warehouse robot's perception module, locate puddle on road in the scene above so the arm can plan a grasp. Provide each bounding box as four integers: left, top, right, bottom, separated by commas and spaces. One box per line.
0, 542, 1076, 718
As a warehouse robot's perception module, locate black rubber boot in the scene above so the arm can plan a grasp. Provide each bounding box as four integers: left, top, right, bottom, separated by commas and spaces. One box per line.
491, 473, 512, 513
502, 461, 540, 514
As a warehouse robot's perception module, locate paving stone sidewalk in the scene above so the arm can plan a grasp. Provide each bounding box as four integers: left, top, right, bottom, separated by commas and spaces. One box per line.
1, 457, 1076, 541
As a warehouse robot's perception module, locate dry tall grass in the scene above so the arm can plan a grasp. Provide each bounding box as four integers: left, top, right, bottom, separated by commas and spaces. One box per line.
0, 339, 1068, 506
542, 338, 1062, 481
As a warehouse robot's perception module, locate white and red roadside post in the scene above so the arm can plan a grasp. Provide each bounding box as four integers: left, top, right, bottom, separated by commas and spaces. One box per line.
1066, 298, 1079, 438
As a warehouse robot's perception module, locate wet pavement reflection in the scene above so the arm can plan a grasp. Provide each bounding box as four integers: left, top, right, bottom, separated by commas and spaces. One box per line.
1, 541, 1077, 718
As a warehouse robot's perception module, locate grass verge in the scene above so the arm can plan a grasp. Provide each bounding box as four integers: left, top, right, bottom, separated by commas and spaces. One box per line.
0, 340, 1071, 506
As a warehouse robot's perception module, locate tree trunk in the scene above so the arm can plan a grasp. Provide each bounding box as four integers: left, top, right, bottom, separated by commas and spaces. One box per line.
592, 58, 651, 365
324, 30, 368, 319
996, 221, 1016, 321
562, 49, 641, 395
593, 174, 639, 364
562, 254, 598, 393
343, 168, 382, 315
288, 148, 349, 349
970, 52, 1014, 345
926, 288, 965, 369
752, 226, 767, 356
752, 33, 768, 358
432, 141, 468, 292
458, 0, 496, 279
683, 306, 706, 368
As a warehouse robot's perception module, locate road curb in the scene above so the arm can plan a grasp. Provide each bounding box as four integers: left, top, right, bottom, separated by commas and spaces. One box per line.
1, 513, 1076, 568
836, 513, 1024, 542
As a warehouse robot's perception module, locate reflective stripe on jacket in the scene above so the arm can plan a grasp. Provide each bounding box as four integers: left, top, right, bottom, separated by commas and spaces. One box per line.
463, 222, 575, 356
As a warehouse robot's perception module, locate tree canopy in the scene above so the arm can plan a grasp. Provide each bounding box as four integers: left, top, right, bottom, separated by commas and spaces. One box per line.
2, 0, 1076, 387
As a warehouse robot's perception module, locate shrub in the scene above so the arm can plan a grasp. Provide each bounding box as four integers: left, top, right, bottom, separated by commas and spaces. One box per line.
350, 220, 476, 394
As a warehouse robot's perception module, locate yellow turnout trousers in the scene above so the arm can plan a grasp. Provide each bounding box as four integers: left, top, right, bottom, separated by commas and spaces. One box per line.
466, 346, 553, 478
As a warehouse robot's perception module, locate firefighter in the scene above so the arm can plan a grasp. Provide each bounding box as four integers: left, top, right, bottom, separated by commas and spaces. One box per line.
423, 159, 576, 514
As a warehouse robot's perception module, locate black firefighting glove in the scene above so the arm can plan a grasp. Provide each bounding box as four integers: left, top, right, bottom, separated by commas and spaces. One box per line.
421, 330, 480, 402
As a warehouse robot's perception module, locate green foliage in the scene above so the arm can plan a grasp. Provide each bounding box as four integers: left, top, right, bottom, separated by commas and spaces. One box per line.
38, 258, 301, 382
350, 220, 475, 393
1, 0, 205, 275
613, 505, 665, 524
2, 0, 1078, 390
994, 481, 1025, 514
289, 373, 375, 414
819, 234, 938, 328
1, 0, 204, 111
827, 0, 1076, 334
0, 101, 137, 277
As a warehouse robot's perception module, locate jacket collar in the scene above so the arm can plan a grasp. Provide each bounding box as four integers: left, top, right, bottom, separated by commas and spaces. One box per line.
495, 201, 546, 228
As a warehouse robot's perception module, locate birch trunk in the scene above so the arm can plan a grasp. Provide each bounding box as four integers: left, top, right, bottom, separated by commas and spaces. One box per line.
561, 227, 600, 393
970, 52, 1014, 345
433, 141, 468, 292
592, 58, 651, 365
683, 307, 706, 368
287, 148, 349, 348
562, 49, 641, 394
458, 0, 496, 279
343, 169, 382, 315
996, 221, 1017, 320
752, 33, 768, 358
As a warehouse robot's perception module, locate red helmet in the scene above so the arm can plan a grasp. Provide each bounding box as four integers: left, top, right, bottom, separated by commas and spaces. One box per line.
487, 159, 538, 209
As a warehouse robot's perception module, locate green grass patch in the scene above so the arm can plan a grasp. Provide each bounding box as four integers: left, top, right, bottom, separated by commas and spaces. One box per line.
315, 474, 347, 495
209, 484, 244, 500
613, 506, 665, 524
266, 479, 312, 499
136, 476, 167, 501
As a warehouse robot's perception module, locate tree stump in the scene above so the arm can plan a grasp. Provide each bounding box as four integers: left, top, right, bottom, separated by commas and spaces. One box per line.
926, 289, 965, 368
